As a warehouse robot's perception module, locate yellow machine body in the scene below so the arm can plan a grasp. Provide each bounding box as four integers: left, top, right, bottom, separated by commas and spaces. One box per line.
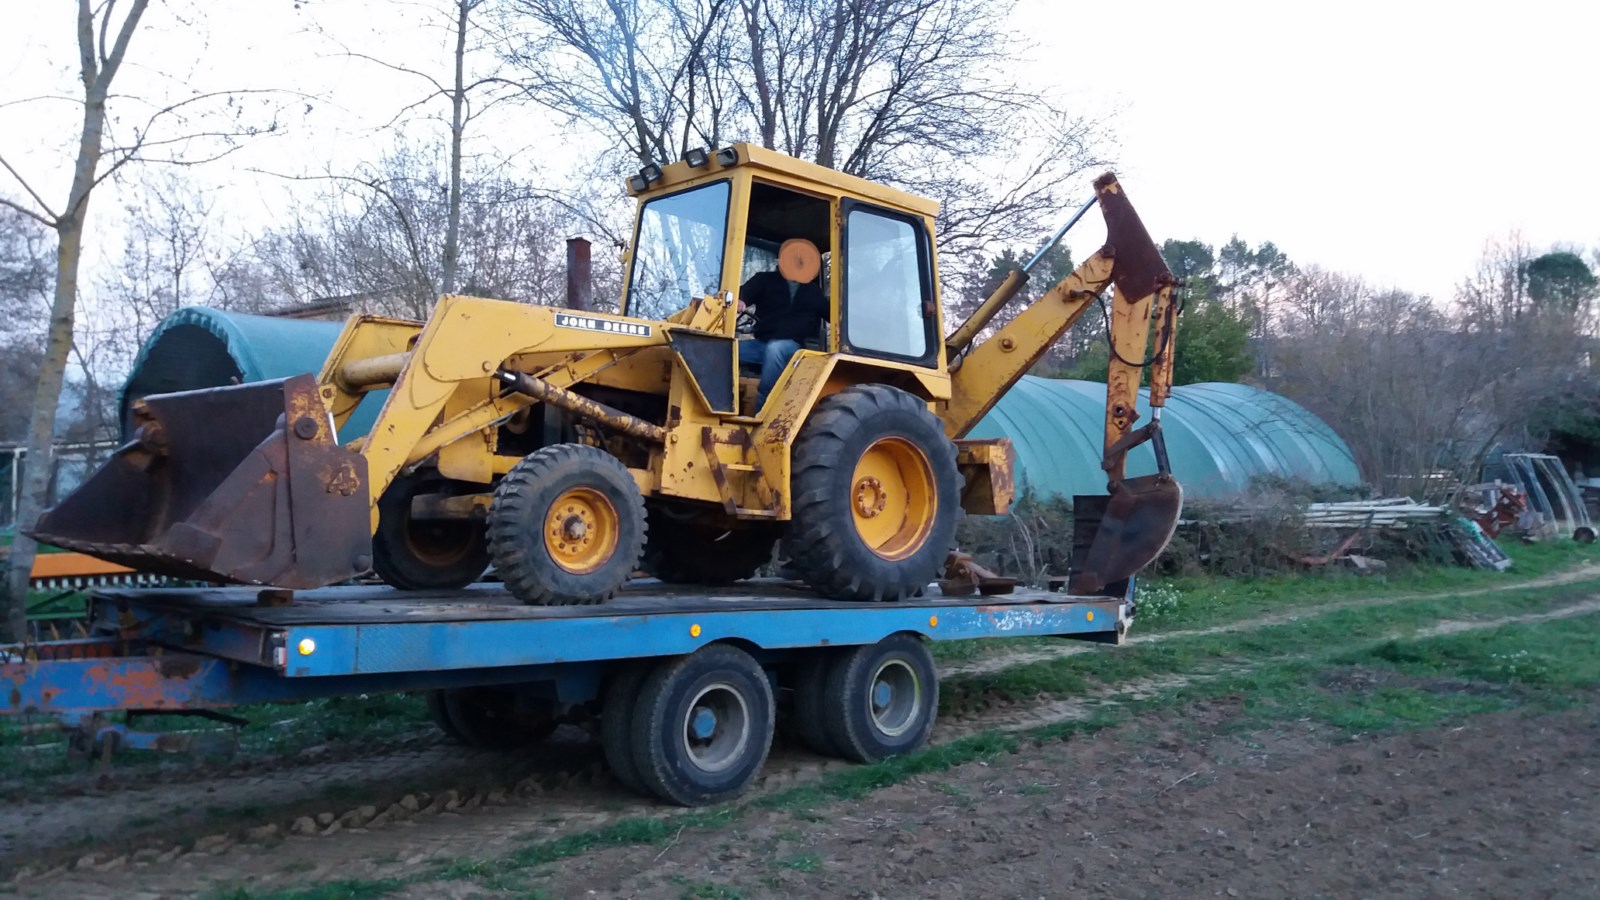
32, 143, 1179, 599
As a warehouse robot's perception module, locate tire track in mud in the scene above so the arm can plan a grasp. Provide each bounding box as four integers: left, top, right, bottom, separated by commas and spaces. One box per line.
947, 562, 1600, 678
23, 591, 1600, 898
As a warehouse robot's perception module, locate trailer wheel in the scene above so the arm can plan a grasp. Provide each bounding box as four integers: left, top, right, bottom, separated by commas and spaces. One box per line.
426, 690, 466, 743
489, 444, 647, 606
436, 688, 556, 750
600, 662, 651, 794
630, 645, 775, 806
373, 475, 490, 590
822, 634, 939, 763
782, 385, 959, 601
789, 649, 841, 756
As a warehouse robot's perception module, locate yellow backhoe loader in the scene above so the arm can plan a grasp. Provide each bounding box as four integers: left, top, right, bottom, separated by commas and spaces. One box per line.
31, 144, 1182, 604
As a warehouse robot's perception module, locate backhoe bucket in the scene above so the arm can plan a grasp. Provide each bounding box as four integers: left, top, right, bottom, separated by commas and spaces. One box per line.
29, 375, 372, 589
1067, 475, 1183, 595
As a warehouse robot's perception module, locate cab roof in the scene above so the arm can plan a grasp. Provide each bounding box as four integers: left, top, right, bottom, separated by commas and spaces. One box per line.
626, 142, 940, 219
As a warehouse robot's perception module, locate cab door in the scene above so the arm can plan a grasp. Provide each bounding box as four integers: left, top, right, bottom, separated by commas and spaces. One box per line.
837, 201, 939, 368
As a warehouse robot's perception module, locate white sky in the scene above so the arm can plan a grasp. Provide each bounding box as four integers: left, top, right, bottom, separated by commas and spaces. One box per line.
2, 0, 1597, 303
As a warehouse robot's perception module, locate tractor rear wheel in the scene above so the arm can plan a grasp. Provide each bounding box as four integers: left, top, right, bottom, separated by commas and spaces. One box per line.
642, 505, 779, 584
781, 385, 959, 601
372, 474, 490, 590
488, 444, 647, 605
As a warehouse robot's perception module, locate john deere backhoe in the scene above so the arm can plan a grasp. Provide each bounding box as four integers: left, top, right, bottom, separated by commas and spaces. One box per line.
32, 144, 1182, 604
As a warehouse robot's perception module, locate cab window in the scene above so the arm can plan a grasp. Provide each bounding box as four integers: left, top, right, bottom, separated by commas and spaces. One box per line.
625, 181, 731, 321
843, 208, 931, 360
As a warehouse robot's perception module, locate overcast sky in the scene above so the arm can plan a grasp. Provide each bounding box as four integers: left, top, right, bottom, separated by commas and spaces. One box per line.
3, 0, 1596, 303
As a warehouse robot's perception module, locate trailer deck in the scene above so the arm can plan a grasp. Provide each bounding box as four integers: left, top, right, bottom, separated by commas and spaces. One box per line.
4, 579, 1127, 715
1, 578, 1132, 801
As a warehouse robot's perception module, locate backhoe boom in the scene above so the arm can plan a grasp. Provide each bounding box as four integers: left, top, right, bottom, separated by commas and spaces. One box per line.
943, 173, 1182, 594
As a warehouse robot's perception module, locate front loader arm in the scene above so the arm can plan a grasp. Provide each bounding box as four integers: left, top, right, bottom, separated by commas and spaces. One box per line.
336, 296, 671, 524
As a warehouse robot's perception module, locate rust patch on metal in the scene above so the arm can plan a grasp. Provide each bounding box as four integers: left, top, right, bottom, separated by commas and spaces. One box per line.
954, 438, 1016, 516
155, 656, 203, 679
500, 370, 666, 443
1094, 173, 1172, 302
28, 374, 372, 589
701, 427, 739, 516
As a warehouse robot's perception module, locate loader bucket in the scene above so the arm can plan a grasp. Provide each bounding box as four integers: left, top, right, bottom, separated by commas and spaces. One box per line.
1067, 474, 1183, 595
28, 374, 372, 589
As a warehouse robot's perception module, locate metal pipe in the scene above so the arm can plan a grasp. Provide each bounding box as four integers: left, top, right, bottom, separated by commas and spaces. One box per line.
944, 194, 1100, 359
496, 370, 666, 443
1023, 194, 1099, 274
566, 237, 592, 311
337, 352, 411, 391
945, 269, 1028, 359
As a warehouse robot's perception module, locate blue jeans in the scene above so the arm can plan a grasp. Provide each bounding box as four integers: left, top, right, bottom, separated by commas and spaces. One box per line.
738, 338, 801, 411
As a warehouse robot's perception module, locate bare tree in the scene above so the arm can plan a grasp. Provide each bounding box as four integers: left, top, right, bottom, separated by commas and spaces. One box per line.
499, 0, 1106, 286
1269, 252, 1587, 499
308, 0, 524, 296
0, 0, 280, 640
1456, 231, 1538, 331
240, 142, 599, 318
0, 207, 54, 444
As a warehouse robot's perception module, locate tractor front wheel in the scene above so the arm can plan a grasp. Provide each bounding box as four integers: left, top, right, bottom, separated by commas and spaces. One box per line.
488, 444, 647, 605
781, 385, 959, 601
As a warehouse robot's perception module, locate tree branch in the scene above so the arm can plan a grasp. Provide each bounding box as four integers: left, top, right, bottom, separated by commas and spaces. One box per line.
0, 154, 61, 223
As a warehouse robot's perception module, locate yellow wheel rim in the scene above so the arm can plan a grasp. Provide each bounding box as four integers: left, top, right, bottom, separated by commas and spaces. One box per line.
849, 437, 937, 561
544, 487, 620, 575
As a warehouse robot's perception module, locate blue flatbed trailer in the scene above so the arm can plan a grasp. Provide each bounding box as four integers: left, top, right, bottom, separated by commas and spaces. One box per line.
1, 579, 1132, 805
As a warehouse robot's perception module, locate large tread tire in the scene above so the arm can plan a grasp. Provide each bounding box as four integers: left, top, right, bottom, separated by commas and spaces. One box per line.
438, 688, 556, 750
372, 474, 490, 591
789, 649, 841, 757
821, 634, 939, 763
781, 385, 959, 601
629, 644, 775, 806
488, 444, 647, 606
642, 506, 779, 585
600, 662, 652, 795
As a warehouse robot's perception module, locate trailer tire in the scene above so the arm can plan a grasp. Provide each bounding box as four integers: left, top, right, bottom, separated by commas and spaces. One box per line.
642, 506, 779, 584
782, 385, 959, 601
427, 690, 466, 743
489, 444, 647, 606
373, 474, 491, 591
438, 688, 556, 750
600, 662, 652, 795
822, 634, 938, 763
790, 649, 841, 756
630, 645, 775, 806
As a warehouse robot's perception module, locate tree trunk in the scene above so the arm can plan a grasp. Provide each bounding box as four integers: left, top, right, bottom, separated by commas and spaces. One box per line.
441, 0, 469, 295
2, 0, 146, 642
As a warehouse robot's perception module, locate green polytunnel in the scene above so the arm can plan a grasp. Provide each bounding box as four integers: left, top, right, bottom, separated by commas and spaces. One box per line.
967, 377, 1359, 501
122, 309, 1358, 501
120, 306, 387, 443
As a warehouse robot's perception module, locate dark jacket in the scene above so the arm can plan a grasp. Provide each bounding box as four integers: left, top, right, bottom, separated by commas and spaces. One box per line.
740, 270, 827, 342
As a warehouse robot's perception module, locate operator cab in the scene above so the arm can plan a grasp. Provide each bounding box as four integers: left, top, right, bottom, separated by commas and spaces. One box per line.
621, 144, 943, 388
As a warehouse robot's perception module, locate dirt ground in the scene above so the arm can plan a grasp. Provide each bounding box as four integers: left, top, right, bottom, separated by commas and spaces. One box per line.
9, 579, 1600, 898
534, 699, 1600, 899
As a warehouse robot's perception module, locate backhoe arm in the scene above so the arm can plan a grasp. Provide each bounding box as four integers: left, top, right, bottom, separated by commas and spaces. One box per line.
943, 173, 1175, 441
942, 173, 1183, 595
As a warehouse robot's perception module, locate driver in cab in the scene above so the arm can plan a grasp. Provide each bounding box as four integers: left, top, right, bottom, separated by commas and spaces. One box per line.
738, 238, 826, 412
